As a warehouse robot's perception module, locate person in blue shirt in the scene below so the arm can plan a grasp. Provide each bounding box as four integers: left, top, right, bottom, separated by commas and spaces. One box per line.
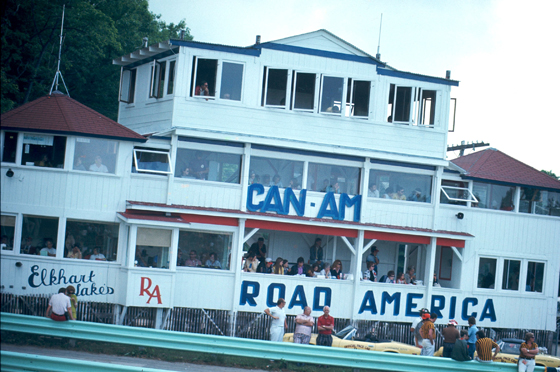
467, 316, 478, 360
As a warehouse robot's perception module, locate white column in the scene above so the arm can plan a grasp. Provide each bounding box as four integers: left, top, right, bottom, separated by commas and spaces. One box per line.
230, 218, 246, 336
351, 230, 365, 323
56, 216, 66, 259
240, 145, 251, 212
424, 238, 437, 310
128, 225, 138, 268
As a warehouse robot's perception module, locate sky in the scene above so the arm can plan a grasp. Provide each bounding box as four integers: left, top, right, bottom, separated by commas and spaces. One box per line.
149, 0, 560, 175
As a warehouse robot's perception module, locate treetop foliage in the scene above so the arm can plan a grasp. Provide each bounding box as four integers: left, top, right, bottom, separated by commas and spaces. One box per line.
1, 0, 192, 119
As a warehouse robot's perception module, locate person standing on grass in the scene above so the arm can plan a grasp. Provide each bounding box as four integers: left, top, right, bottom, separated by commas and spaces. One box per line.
264, 298, 287, 342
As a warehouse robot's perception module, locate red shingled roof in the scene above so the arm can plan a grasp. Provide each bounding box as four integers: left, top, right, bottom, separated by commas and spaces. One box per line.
0, 93, 145, 141
451, 148, 560, 191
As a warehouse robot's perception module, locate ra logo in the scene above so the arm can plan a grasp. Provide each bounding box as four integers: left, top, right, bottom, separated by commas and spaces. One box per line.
139, 277, 162, 304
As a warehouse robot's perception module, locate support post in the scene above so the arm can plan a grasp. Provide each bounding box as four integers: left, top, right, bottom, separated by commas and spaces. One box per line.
424, 238, 437, 310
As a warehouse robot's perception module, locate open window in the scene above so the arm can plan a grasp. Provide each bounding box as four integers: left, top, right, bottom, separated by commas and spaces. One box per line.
21, 133, 66, 169
2, 131, 18, 163
20, 215, 59, 256
191, 57, 217, 98
120, 68, 137, 103
149, 60, 165, 99
291, 72, 316, 111
440, 180, 478, 206
65, 220, 119, 261
413, 89, 437, 126
191, 57, 244, 101
133, 148, 172, 175
319, 76, 343, 114
346, 79, 370, 117
477, 257, 496, 289
136, 228, 171, 269
262, 68, 289, 108
387, 84, 412, 123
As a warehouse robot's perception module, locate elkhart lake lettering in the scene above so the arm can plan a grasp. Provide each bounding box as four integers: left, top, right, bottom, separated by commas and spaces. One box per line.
28, 265, 114, 296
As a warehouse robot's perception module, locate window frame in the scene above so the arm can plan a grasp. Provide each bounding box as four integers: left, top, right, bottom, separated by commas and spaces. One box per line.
64, 219, 120, 262
262, 67, 291, 109
149, 58, 176, 100
191, 56, 245, 102
119, 67, 137, 104
476, 256, 498, 290
291, 71, 318, 113
319, 74, 346, 116
388, 83, 439, 127
20, 133, 66, 169
133, 148, 173, 175
441, 184, 478, 203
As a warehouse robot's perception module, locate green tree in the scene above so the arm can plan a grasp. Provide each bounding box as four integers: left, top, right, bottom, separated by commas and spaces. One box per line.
1, 0, 191, 119
541, 170, 559, 180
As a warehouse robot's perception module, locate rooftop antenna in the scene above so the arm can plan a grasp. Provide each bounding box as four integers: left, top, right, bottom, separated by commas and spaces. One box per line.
375, 13, 383, 60
49, 5, 70, 96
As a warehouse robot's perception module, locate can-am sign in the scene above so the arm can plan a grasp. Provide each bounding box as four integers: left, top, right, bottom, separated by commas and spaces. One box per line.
246, 184, 361, 222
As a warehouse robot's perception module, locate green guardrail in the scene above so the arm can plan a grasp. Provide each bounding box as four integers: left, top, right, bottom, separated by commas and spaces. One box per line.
0, 351, 170, 372
1, 313, 538, 372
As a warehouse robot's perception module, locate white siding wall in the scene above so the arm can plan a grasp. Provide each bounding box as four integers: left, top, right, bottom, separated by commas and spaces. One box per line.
170, 179, 241, 210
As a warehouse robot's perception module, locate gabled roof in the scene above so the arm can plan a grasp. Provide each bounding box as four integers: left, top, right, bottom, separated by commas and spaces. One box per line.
0, 93, 146, 142
451, 148, 560, 191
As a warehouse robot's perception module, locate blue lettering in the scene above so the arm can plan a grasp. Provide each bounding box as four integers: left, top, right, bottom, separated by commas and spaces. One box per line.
107, 286, 114, 295
49, 269, 57, 286
246, 184, 265, 212
405, 293, 423, 317
338, 194, 362, 222
358, 291, 378, 314
262, 186, 286, 215
283, 188, 306, 216
28, 265, 40, 288
431, 295, 445, 318
317, 192, 339, 220
266, 283, 286, 307
479, 299, 496, 322
313, 287, 331, 311
87, 271, 95, 283
449, 296, 457, 319
461, 297, 478, 320
240, 281, 260, 306
58, 269, 68, 285
288, 285, 308, 309
381, 292, 401, 316
40, 268, 48, 286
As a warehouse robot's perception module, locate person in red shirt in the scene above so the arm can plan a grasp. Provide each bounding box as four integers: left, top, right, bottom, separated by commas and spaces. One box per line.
317, 306, 334, 346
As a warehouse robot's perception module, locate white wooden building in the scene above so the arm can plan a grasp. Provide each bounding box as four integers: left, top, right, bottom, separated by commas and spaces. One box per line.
1, 30, 559, 335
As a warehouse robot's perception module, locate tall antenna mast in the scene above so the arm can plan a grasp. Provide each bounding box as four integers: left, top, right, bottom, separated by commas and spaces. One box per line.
49, 5, 70, 96
376, 13, 383, 60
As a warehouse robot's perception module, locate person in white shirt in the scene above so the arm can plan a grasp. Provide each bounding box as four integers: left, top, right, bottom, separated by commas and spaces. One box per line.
89, 155, 108, 173
264, 298, 287, 342
89, 248, 106, 261
45, 287, 73, 321
40, 240, 56, 257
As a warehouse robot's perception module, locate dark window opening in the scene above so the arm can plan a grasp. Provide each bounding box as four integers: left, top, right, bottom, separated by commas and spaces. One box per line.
526, 262, 544, 292
477, 257, 496, 289
502, 259, 521, 290
120, 69, 136, 103
167, 61, 176, 95
418, 89, 436, 125
2, 131, 18, 163
192, 58, 217, 97
21, 134, 66, 169
264, 68, 288, 107
346, 79, 370, 117
320, 76, 343, 113
292, 72, 316, 110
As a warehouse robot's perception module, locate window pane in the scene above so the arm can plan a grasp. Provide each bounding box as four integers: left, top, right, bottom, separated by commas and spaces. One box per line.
394, 86, 412, 122
502, 259, 520, 290
135, 228, 171, 269
21, 134, 66, 168
440, 180, 468, 206
2, 131, 18, 163
535, 190, 560, 216
320, 76, 343, 113
369, 170, 432, 202
250, 156, 304, 189
352, 80, 370, 117
133, 149, 171, 174
176, 149, 241, 183
265, 68, 288, 106
167, 61, 176, 95
193, 58, 217, 97
307, 163, 360, 195
477, 257, 496, 289
220, 62, 243, 101
1, 215, 15, 251
178, 230, 232, 270
74, 138, 118, 174
65, 220, 119, 261
21, 215, 58, 256
418, 89, 437, 125
526, 262, 544, 292
472, 182, 515, 210
293, 72, 315, 110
